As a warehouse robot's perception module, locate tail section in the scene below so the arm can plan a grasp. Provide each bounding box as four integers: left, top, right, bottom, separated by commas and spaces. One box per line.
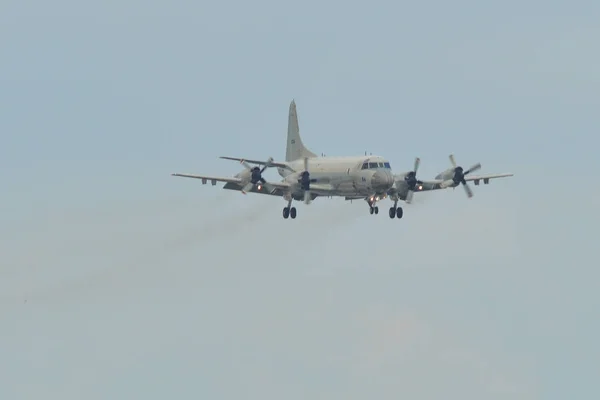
286, 100, 317, 162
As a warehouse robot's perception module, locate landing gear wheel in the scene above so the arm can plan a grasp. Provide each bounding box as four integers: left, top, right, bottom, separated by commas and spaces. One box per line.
369, 207, 374, 215
396, 207, 403, 219
290, 207, 297, 219
374, 206, 379, 214
283, 207, 290, 219
389, 207, 395, 218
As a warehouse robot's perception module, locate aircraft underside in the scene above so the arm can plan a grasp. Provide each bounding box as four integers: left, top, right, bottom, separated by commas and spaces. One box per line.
221, 181, 405, 220
221, 183, 406, 220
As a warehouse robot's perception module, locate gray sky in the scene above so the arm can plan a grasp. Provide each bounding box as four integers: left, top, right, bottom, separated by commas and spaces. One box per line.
1, 1, 599, 399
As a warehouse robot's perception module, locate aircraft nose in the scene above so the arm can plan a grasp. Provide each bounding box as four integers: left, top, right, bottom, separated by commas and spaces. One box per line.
371, 170, 393, 190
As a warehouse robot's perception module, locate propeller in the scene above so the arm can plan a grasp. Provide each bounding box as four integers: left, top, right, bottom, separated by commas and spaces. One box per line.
298, 157, 317, 204
240, 157, 274, 194
445, 154, 481, 198
403, 157, 423, 204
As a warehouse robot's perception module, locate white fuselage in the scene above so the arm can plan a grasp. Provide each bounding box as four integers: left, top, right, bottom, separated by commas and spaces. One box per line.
276, 155, 396, 198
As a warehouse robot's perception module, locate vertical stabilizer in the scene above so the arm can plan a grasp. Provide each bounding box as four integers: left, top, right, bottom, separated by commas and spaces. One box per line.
286, 100, 317, 162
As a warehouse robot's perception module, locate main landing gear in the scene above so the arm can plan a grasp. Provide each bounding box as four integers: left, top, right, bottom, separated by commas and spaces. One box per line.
283, 199, 296, 219
389, 199, 403, 219
283, 206, 297, 219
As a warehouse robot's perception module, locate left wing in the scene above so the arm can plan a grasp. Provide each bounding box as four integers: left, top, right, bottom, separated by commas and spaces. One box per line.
465, 173, 513, 184
417, 173, 514, 191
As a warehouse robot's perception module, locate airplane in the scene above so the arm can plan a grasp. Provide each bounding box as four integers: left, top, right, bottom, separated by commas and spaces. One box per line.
172, 100, 514, 220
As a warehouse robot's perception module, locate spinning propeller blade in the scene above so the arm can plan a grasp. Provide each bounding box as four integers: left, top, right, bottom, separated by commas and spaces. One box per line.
303, 157, 311, 204
404, 157, 423, 204
239, 157, 275, 194
446, 154, 481, 198
297, 156, 315, 204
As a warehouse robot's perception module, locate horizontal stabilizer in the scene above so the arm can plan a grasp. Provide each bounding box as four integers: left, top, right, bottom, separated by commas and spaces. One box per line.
219, 156, 294, 171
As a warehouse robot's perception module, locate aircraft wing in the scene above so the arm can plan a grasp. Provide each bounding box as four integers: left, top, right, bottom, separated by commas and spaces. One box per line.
417, 173, 514, 191
219, 156, 295, 172
465, 173, 514, 183
172, 172, 338, 198
171, 173, 243, 185
172, 172, 292, 197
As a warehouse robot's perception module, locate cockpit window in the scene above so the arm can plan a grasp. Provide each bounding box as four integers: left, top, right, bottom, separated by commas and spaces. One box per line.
378, 162, 384, 167
361, 163, 368, 170
384, 162, 391, 168
368, 162, 378, 169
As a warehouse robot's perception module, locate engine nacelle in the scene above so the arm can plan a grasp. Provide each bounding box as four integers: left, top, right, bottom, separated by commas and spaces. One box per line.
393, 177, 409, 193
435, 168, 455, 181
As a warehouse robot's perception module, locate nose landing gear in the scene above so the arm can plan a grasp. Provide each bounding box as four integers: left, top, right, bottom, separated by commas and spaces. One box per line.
367, 196, 379, 215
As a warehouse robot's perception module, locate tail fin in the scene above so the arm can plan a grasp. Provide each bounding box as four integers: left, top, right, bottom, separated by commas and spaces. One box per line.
286, 100, 317, 162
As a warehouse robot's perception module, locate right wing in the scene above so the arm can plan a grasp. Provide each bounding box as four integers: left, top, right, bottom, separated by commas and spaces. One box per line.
172, 173, 291, 197
171, 173, 243, 185
172, 173, 340, 198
